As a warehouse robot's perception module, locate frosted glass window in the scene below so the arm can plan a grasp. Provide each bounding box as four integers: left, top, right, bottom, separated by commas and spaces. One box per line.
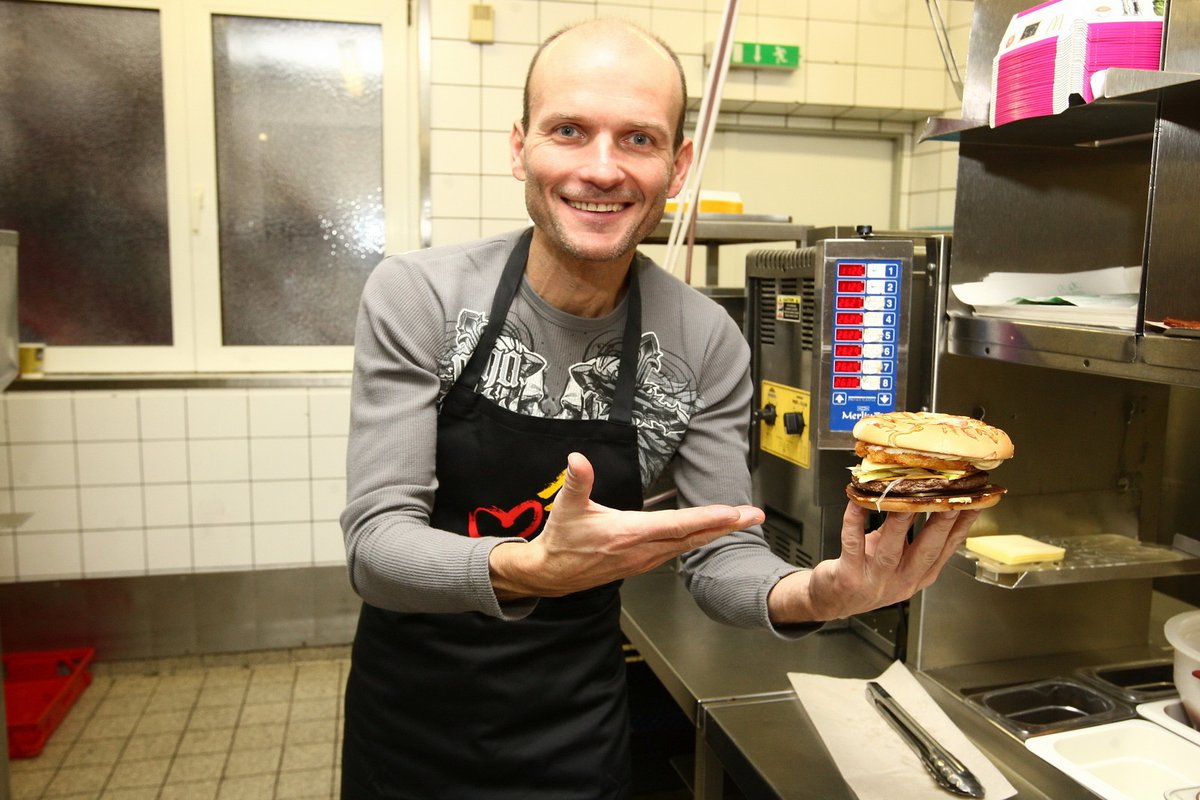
212, 16, 384, 346
0, 1, 171, 345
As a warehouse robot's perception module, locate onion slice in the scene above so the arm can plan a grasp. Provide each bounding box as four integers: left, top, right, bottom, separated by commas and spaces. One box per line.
874, 477, 906, 513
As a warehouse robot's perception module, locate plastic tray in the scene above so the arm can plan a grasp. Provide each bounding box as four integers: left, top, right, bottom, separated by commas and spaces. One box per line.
3, 648, 95, 758
1026, 719, 1200, 800
1138, 699, 1200, 747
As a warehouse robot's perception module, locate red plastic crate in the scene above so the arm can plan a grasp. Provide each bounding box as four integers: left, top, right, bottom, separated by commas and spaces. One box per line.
3, 648, 95, 758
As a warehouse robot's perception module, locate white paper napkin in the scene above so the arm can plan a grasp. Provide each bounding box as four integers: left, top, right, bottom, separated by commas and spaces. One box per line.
788, 661, 1017, 800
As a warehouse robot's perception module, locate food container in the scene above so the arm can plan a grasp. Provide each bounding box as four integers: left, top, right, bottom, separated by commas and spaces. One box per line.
1076, 659, 1178, 704
1164, 610, 1200, 728
967, 678, 1134, 740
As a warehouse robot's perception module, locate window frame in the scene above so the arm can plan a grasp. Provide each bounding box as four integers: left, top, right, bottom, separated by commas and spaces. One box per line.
19, 0, 417, 374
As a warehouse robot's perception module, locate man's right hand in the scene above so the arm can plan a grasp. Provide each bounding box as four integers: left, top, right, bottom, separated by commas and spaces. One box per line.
488, 451, 763, 599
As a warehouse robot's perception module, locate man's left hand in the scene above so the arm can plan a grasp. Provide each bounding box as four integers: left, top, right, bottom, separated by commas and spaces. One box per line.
766, 502, 980, 624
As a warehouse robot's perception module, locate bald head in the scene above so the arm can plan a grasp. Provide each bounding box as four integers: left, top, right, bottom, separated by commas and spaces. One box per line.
521, 20, 688, 151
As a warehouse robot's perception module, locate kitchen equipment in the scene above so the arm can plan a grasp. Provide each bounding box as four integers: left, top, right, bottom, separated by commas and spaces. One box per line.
1164, 610, 1200, 727
1025, 719, 1200, 800
745, 227, 949, 654
904, 0, 1200, 746
745, 229, 945, 591
866, 681, 985, 798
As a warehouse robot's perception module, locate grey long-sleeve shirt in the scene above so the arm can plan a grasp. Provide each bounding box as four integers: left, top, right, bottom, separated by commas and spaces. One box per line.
341, 229, 805, 632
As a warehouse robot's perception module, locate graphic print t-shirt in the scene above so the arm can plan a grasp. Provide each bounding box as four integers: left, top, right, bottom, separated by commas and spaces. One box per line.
434, 274, 702, 492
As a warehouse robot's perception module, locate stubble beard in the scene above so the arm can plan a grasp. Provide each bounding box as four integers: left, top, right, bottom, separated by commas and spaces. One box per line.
526, 181, 670, 266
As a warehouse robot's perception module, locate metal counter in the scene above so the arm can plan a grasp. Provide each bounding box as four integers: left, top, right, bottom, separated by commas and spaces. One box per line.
619, 567, 888, 723
619, 567, 1096, 800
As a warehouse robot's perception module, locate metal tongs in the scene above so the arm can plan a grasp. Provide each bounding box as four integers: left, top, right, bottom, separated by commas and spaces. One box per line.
866, 681, 986, 798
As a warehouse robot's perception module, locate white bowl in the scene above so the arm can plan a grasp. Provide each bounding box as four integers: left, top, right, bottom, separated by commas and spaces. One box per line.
1164, 610, 1200, 728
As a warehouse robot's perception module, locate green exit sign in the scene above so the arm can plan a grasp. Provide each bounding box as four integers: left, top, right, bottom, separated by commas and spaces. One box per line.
730, 41, 800, 70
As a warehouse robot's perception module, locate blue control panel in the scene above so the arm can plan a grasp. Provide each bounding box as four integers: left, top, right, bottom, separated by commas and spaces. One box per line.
827, 258, 903, 432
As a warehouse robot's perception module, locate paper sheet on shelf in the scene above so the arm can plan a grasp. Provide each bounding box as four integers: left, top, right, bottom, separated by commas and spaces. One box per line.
952, 266, 1141, 330
788, 661, 1017, 800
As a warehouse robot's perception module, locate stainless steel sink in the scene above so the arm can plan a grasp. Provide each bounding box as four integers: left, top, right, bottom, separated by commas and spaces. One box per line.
966, 678, 1136, 740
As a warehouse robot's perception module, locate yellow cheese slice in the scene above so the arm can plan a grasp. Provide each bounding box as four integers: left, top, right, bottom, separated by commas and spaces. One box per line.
965, 534, 1066, 565
849, 460, 968, 483
665, 191, 745, 215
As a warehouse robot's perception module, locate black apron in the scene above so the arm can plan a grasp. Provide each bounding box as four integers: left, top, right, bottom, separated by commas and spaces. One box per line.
342, 229, 644, 800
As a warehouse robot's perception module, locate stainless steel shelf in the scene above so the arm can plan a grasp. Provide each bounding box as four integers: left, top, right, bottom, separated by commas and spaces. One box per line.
951, 533, 1200, 589
947, 314, 1200, 388
644, 215, 810, 287
921, 69, 1200, 147
646, 214, 808, 246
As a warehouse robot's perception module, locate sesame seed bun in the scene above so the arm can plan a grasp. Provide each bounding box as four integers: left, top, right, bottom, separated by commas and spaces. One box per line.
851, 412, 1014, 463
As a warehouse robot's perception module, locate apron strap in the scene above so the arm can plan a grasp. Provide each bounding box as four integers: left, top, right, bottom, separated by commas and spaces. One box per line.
608, 261, 640, 425
457, 227, 643, 425
458, 228, 533, 392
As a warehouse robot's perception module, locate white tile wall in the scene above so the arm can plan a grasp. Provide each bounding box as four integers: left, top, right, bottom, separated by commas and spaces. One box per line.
904, 0, 970, 230
481, 88, 522, 132
188, 393, 250, 439
0, 387, 351, 583
427, 0, 973, 245
0, 3, 977, 584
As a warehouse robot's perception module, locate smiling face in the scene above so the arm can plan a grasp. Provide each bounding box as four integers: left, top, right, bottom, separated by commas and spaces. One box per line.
512, 21, 693, 275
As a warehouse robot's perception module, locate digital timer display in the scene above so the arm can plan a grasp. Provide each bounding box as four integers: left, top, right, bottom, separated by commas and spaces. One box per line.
829, 258, 903, 432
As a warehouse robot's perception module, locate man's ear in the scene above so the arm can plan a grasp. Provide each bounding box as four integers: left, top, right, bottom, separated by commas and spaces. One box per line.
667, 138, 695, 199
510, 121, 527, 181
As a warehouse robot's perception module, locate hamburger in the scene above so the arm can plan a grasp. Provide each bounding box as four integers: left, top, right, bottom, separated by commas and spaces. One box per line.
845, 411, 1014, 512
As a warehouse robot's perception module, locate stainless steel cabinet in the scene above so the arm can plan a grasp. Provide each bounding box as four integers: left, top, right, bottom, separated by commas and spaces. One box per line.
909, 0, 1200, 683
923, 1, 1200, 388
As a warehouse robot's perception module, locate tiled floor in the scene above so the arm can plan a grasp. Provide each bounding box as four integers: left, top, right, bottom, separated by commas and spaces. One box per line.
8, 645, 697, 800
8, 646, 349, 800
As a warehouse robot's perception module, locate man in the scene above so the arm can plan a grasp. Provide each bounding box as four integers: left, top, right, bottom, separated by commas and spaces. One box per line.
339, 18, 980, 799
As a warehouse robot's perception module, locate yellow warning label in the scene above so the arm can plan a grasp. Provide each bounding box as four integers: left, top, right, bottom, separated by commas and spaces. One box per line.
759, 380, 810, 468
775, 295, 804, 322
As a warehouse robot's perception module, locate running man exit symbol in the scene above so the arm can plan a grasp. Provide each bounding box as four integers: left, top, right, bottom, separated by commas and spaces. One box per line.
727, 41, 800, 70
